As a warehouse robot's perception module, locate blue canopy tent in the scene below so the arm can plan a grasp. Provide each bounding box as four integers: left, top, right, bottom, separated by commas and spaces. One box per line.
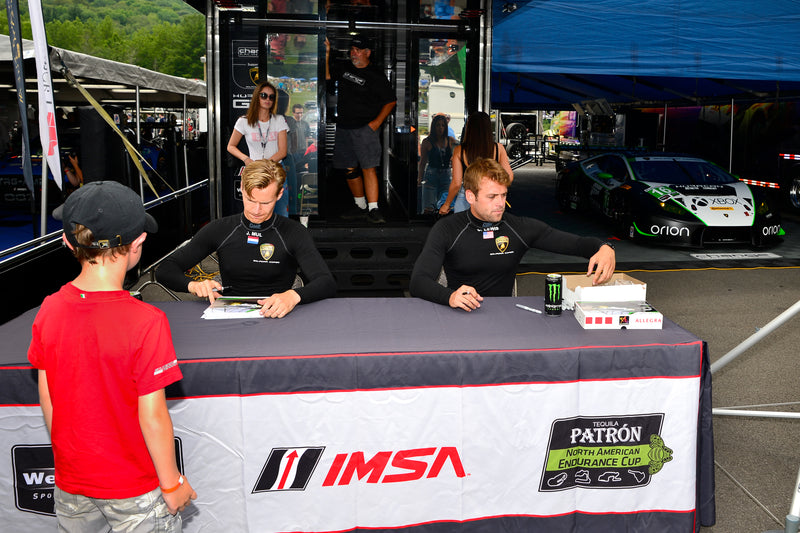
491, 0, 800, 109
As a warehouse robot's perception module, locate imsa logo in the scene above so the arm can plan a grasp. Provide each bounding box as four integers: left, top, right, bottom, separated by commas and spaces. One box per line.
253, 446, 466, 492
252, 447, 325, 493
322, 447, 466, 486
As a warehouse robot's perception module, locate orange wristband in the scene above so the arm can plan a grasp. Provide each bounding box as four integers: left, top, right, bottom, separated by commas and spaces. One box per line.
161, 475, 184, 494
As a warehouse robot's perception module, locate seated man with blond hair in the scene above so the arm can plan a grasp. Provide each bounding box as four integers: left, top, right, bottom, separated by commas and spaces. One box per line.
157, 159, 335, 318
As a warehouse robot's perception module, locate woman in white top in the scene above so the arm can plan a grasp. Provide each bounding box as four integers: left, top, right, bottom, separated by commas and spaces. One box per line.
228, 81, 290, 215
228, 81, 289, 164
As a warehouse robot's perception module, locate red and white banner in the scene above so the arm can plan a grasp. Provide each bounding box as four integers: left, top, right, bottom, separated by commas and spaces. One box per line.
1, 377, 700, 532
28, 0, 62, 188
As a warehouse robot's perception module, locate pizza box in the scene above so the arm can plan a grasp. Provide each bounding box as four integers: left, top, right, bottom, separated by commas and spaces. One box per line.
562, 273, 647, 310
574, 301, 663, 330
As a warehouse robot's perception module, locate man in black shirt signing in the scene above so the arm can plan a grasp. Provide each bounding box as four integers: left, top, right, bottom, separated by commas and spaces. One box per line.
157, 159, 335, 318
410, 158, 616, 312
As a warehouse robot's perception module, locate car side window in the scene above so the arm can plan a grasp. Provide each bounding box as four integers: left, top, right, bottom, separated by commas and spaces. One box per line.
582, 159, 602, 179
602, 156, 629, 181
583, 155, 630, 182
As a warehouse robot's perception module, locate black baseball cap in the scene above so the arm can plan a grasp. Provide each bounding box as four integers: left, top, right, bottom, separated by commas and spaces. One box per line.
350, 34, 375, 50
56, 181, 158, 249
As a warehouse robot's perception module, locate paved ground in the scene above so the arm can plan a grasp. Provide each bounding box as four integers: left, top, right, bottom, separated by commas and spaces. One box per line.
137, 162, 800, 532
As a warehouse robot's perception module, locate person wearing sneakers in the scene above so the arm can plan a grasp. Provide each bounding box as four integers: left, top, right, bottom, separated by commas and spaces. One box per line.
325, 33, 396, 224
29, 181, 197, 530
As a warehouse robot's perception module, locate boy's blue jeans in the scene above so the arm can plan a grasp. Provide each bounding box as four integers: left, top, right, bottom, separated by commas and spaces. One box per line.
55, 486, 181, 533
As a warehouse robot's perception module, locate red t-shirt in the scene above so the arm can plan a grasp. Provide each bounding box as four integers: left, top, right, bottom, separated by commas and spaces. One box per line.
28, 283, 183, 499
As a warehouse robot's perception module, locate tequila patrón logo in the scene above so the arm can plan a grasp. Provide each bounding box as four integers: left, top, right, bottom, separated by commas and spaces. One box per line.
539, 414, 672, 491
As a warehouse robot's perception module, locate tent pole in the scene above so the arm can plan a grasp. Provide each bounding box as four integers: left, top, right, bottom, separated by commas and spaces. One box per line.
135, 86, 141, 146
183, 94, 189, 188
182, 95, 188, 142
40, 155, 48, 238
136, 86, 143, 199
729, 98, 734, 172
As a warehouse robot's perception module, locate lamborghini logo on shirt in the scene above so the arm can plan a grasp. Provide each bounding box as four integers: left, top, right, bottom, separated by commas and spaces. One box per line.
495, 236, 509, 253
260, 243, 275, 260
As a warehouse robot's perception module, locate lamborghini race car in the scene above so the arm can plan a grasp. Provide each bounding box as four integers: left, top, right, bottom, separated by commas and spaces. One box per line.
556, 152, 783, 247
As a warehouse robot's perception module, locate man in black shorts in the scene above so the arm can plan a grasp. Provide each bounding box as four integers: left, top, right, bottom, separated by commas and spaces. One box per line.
157, 159, 336, 318
325, 34, 396, 224
410, 158, 616, 312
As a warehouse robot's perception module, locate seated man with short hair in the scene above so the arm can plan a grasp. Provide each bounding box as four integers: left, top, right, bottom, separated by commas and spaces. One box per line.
410, 157, 616, 312
157, 159, 335, 318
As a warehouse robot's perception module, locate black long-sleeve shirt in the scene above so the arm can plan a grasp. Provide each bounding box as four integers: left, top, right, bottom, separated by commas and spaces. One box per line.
410, 210, 603, 305
157, 213, 336, 303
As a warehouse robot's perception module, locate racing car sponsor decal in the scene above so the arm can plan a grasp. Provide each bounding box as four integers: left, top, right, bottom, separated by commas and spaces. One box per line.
539, 414, 671, 492
644, 185, 680, 203
632, 222, 690, 238
691, 196, 750, 208
649, 224, 690, 237
644, 182, 754, 227
671, 183, 735, 196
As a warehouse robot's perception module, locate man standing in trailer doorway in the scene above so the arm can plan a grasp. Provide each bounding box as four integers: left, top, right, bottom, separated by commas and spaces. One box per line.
325, 33, 396, 224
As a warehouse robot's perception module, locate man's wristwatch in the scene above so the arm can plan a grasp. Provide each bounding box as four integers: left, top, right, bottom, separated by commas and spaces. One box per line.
600, 241, 615, 250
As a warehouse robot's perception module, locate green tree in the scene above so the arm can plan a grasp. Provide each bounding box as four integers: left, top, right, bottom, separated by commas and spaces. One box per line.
1, 0, 203, 79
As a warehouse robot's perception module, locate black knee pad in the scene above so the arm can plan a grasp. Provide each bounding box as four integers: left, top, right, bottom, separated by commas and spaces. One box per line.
344, 168, 361, 180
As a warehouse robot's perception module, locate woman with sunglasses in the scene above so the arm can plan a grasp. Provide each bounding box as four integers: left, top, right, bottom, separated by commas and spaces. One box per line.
228, 82, 290, 215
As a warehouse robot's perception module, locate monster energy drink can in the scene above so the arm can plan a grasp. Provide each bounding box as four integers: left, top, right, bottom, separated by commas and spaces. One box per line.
544, 274, 562, 316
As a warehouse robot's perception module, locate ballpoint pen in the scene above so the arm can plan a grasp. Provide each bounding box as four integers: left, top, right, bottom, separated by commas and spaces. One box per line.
515, 303, 543, 314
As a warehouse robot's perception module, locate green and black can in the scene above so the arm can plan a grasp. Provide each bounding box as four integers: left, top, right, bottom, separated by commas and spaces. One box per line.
544, 273, 562, 316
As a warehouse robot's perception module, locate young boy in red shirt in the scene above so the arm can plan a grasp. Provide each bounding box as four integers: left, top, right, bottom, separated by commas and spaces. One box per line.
28, 181, 197, 531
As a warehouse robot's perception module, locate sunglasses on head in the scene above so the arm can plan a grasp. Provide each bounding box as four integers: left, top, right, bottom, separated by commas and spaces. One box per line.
259, 92, 276, 100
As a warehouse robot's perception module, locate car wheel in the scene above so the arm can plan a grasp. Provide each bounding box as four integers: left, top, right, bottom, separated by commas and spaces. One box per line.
788, 175, 800, 212
507, 141, 524, 160
506, 122, 526, 141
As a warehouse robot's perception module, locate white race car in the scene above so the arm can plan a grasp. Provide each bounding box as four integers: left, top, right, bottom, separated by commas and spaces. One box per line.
556, 152, 783, 247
